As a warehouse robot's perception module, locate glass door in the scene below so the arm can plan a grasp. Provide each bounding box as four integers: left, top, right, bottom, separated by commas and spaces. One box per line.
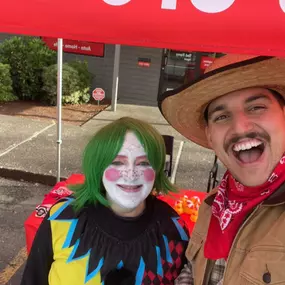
158, 49, 225, 94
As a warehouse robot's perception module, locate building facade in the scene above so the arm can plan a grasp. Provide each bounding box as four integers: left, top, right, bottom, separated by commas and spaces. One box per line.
0, 33, 223, 107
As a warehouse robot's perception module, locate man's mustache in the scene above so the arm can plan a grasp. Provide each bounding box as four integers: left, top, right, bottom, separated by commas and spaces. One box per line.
224, 131, 270, 153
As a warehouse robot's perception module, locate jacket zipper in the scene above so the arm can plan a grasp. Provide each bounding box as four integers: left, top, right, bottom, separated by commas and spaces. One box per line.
222, 205, 261, 283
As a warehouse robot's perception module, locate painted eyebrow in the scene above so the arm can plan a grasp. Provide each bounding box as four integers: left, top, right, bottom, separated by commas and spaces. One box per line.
114, 155, 148, 159
208, 94, 271, 120
136, 155, 148, 160
114, 155, 127, 159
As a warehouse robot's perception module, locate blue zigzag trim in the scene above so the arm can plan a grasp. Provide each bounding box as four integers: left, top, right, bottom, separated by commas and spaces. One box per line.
49, 198, 104, 283
135, 257, 145, 285
48, 197, 74, 220
162, 235, 173, 264
85, 256, 104, 284
67, 239, 91, 263
49, 198, 182, 283
63, 219, 79, 248
117, 260, 124, 269
171, 217, 189, 241
155, 246, 163, 277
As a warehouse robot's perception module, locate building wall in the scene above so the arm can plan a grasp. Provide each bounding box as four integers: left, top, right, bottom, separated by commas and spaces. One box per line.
118, 46, 163, 106
0, 34, 163, 105
64, 45, 163, 105
63, 45, 115, 100
0, 33, 17, 41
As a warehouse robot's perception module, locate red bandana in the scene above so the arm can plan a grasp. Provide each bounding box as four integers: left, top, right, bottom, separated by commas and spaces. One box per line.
204, 154, 285, 260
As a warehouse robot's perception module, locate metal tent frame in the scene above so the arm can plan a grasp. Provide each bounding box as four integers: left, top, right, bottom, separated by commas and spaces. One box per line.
56, 39, 63, 182
55, 41, 121, 182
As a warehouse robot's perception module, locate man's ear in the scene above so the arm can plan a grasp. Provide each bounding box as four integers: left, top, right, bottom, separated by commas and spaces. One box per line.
205, 126, 213, 149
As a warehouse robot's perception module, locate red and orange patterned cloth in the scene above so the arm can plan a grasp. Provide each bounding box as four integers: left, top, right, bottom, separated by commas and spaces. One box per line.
158, 190, 206, 233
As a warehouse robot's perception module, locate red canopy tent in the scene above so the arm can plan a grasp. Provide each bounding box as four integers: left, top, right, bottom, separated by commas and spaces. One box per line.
2, 0, 285, 57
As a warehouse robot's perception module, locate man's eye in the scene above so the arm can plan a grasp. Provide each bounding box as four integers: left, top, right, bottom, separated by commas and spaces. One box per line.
214, 114, 228, 122
111, 161, 124, 166
249, 105, 266, 112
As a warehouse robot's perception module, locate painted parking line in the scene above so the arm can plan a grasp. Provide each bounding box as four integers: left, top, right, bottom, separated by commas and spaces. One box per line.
0, 247, 27, 285
171, 141, 184, 184
0, 121, 55, 158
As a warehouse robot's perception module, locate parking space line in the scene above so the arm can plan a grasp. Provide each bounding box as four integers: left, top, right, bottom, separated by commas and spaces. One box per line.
171, 140, 184, 183
0, 247, 27, 284
0, 121, 55, 158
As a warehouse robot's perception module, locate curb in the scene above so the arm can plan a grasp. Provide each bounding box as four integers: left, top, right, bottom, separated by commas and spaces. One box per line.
0, 168, 66, 186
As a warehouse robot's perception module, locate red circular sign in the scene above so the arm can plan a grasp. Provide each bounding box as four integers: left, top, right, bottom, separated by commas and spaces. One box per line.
92, 88, 105, 101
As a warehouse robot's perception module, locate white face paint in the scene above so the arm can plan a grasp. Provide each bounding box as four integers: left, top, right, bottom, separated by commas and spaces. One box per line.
102, 131, 156, 210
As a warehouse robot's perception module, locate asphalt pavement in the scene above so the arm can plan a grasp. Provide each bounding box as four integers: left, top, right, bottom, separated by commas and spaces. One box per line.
0, 178, 50, 285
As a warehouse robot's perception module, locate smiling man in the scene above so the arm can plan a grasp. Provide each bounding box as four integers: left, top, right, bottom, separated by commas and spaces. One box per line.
159, 54, 285, 284
205, 88, 285, 187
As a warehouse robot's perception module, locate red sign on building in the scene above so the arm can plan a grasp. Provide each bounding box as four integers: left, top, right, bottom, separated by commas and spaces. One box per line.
138, 62, 151, 67
137, 57, 151, 68
42, 37, 104, 57
200, 56, 215, 70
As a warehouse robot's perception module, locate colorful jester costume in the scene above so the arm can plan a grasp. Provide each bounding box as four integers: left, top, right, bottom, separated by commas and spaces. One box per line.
22, 195, 189, 285
21, 117, 190, 285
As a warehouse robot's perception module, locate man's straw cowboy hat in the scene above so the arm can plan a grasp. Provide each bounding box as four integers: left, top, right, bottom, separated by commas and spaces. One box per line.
158, 54, 285, 149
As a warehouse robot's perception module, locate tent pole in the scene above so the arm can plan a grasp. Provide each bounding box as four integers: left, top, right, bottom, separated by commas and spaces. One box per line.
111, 44, 121, 111
56, 38, 63, 182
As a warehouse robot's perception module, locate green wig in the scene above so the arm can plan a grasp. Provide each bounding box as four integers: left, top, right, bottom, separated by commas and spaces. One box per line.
70, 116, 177, 211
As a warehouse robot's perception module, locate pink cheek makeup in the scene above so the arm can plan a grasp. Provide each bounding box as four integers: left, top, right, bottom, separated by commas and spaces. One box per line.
104, 168, 121, 182
144, 169, 155, 182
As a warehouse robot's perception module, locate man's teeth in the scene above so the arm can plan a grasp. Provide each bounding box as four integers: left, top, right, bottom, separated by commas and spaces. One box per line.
233, 140, 263, 152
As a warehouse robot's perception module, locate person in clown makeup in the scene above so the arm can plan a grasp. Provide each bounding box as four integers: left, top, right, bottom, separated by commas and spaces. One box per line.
21, 117, 189, 285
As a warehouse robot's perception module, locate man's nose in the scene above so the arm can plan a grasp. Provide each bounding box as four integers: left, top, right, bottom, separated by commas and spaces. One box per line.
231, 112, 254, 134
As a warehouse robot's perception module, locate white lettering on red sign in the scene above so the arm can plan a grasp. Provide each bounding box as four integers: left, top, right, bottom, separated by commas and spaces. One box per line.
191, 0, 235, 13
103, 0, 131, 5
103, 0, 285, 13
161, 0, 176, 9
162, 0, 235, 12
280, 0, 285, 12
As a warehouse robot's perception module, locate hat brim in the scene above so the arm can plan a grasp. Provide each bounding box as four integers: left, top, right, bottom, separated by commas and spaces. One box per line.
158, 56, 285, 149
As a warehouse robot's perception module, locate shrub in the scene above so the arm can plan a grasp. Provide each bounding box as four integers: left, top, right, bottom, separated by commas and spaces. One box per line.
42, 60, 92, 105
0, 36, 56, 100
67, 60, 93, 91
0, 63, 17, 102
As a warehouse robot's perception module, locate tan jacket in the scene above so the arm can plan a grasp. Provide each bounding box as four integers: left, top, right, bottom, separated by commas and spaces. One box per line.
186, 184, 285, 285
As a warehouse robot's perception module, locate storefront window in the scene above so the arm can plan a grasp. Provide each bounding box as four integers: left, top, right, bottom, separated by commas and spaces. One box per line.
159, 49, 225, 94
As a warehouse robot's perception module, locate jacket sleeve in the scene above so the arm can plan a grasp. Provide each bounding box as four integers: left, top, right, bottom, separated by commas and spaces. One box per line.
20, 214, 54, 285
175, 261, 194, 285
